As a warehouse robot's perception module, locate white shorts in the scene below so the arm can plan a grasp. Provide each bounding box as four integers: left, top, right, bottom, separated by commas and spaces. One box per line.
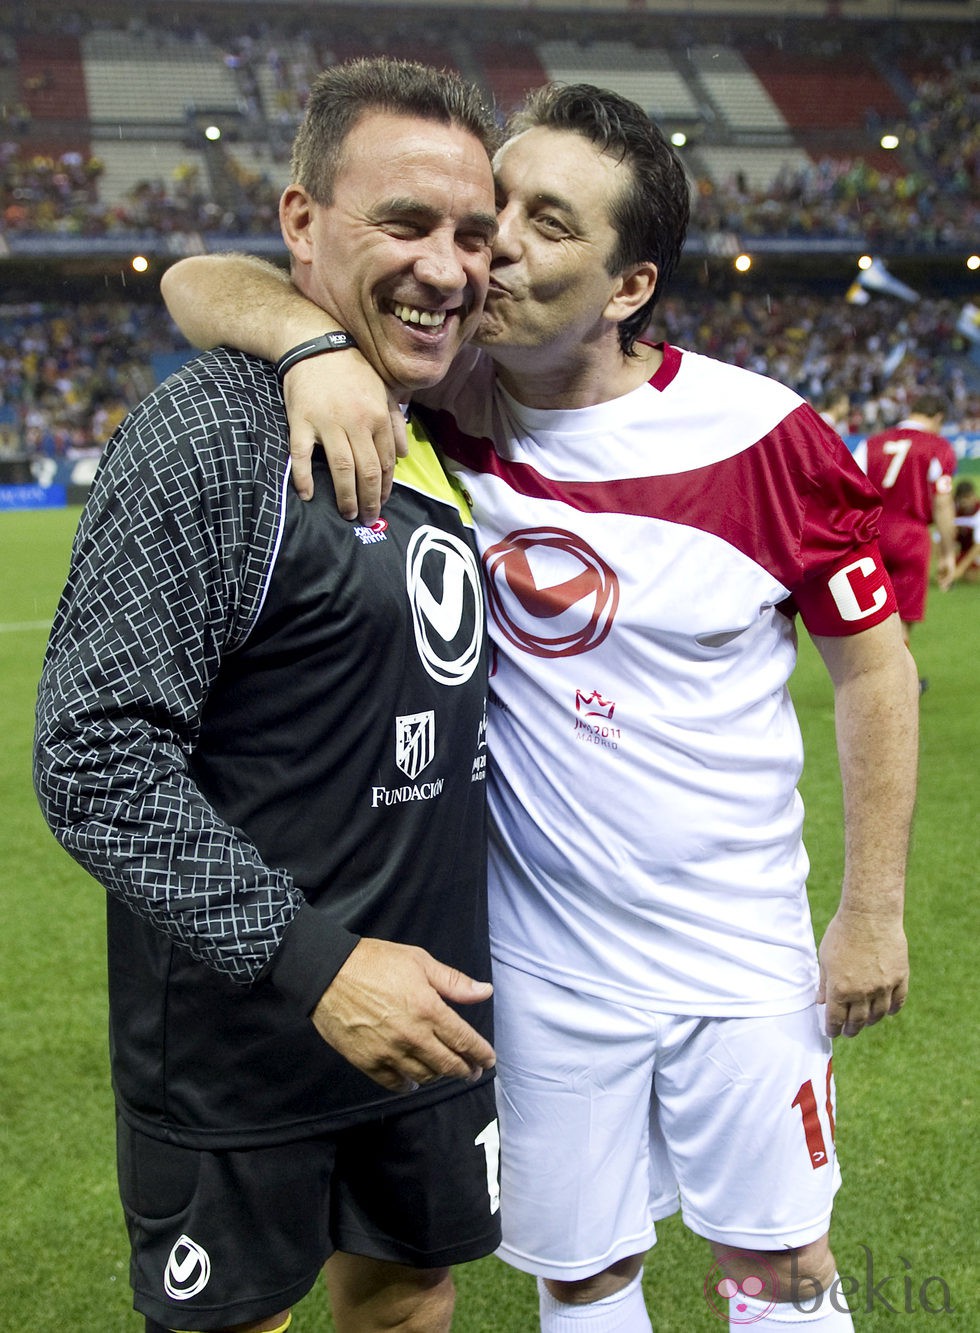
493, 960, 841, 1281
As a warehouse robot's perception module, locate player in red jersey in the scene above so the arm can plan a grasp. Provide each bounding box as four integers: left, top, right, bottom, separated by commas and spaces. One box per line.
853, 395, 958, 644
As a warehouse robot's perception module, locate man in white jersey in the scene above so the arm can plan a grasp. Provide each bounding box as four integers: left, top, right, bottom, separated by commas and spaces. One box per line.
162, 83, 919, 1333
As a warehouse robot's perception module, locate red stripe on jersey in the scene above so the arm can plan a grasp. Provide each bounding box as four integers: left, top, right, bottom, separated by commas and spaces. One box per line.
421, 398, 896, 634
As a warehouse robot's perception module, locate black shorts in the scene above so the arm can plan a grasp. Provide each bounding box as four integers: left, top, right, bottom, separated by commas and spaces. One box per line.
116, 1081, 501, 1331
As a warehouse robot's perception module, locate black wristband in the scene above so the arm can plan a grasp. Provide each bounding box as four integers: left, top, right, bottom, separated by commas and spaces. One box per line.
274, 331, 358, 384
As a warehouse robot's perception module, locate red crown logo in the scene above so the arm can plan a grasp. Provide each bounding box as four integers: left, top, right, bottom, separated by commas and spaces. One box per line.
575, 689, 616, 720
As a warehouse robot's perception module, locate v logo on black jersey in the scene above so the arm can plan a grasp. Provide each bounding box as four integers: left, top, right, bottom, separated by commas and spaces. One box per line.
406, 526, 484, 686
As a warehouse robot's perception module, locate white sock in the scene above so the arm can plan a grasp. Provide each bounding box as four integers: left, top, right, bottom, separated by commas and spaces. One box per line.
730, 1275, 853, 1329
538, 1272, 652, 1332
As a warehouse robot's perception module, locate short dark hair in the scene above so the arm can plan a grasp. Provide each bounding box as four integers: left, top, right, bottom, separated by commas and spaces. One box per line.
291, 57, 499, 204
909, 393, 947, 421
506, 83, 691, 355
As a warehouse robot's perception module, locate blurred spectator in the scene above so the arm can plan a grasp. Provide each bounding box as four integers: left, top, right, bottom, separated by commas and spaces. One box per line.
941, 478, 980, 588
815, 388, 852, 432
0, 300, 183, 464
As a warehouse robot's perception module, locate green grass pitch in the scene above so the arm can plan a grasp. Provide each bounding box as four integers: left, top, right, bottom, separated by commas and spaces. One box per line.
2, 506, 976, 1330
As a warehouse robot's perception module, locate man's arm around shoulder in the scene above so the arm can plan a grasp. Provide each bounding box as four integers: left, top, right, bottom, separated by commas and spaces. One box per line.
161, 253, 405, 519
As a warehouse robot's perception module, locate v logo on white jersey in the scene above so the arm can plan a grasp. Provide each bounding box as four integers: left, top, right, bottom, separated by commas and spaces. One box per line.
482, 527, 620, 658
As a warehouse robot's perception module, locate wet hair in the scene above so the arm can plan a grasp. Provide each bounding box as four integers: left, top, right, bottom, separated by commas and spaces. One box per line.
506, 83, 691, 355
290, 56, 499, 204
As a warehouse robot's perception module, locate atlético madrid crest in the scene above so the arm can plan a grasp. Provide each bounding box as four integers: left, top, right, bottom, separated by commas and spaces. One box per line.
395, 711, 435, 780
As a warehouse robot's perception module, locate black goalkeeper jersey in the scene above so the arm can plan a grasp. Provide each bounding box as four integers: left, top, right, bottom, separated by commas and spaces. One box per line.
34, 348, 490, 1146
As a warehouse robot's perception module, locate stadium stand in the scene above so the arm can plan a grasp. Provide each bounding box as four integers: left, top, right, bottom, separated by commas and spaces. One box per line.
689, 43, 791, 134
81, 28, 243, 128
1, 4, 978, 495
536, 41, 702, 122
14, 34, 90, 136
743, 47, 907, 134
475, 41, 549, 119
1, 11, 975, 243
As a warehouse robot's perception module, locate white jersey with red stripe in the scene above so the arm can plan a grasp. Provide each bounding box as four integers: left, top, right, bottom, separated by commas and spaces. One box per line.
417, 343, 897, 1017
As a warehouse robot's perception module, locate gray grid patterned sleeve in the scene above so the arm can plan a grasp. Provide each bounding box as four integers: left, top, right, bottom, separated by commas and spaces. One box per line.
33, 352, 307, 984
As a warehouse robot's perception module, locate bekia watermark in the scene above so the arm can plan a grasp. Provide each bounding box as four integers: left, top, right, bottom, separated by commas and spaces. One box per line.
704, 1246, 955, 1323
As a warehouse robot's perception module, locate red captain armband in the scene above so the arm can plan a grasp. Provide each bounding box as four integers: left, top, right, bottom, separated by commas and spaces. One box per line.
792, 541, 898, 636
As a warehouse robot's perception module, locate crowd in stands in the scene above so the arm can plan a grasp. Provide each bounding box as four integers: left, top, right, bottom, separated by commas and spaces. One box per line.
0, 301, 166, 461
2, 288, 978, 470
0, 142, 102, 235
1, 14, 977, 466
903, 50, 979, 206
4, 135, 976, 249
0, 22, 977, 246
695, 151, 976, 252
2, 71, 977, 247
0, 145, 281, 239
689, 55, 978, 249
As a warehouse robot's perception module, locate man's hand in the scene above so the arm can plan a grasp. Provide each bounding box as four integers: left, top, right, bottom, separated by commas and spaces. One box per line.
817, 906, 909, 1038
283, 355, 408, 522
159, 253, 411, 522
936, 552, 957, 591
311, 937, 494, 1092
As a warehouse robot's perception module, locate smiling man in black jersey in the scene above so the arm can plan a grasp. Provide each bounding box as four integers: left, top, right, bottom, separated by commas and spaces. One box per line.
34, 58, 503, 1333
